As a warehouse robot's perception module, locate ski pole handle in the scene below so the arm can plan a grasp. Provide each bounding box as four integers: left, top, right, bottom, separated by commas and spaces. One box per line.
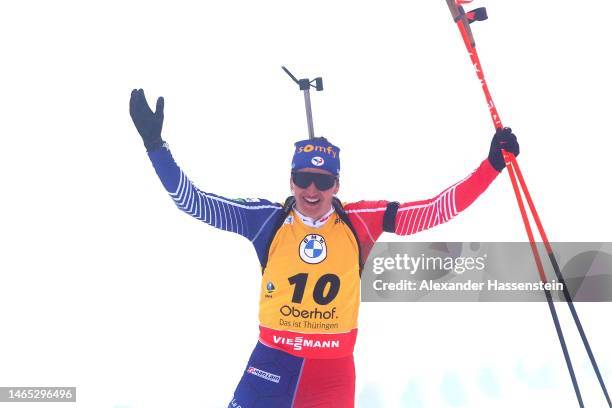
446, 0, 476, 47
446, 0, 502, 129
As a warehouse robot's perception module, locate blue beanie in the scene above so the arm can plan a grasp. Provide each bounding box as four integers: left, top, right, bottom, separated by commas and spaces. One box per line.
291, 137, 341, 176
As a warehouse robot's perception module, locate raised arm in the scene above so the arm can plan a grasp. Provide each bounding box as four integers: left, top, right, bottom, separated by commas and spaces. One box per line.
392, 157, 498, 236
393, 128, 519, 235
129, 89, 283, 243
345, 128, 519, 261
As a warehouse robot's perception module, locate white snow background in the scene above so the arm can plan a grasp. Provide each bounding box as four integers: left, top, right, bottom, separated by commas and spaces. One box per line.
1, 0, 611, 407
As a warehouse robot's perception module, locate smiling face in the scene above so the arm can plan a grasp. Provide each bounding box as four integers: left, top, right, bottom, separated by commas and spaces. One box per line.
290, 168, 340, 220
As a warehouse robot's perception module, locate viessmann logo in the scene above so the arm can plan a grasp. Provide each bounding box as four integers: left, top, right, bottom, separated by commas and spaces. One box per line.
273, 335, 341, 351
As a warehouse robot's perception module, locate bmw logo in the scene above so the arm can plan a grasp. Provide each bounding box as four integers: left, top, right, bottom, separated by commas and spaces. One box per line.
311, 156, 324, 166
299, 234, 327, 264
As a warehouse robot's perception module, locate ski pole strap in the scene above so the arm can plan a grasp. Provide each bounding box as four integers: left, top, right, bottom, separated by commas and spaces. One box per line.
466, 7, 487, 24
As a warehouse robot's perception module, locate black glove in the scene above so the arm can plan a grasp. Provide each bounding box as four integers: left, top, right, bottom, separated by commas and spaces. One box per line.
488, 127, 520, 172
129, 88, 165, 152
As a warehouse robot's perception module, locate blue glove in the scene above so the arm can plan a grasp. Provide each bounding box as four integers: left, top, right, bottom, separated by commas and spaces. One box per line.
129, 88, 165, 152
488, 127, 520, 172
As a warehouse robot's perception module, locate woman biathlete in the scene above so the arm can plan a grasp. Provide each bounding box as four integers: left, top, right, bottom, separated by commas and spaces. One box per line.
129, 88, 519, 407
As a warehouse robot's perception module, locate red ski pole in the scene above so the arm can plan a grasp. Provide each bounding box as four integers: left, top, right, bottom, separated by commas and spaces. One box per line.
443, 1, 607, 406
509, 153, 612, 407
445, 2, 612, 404
445, 2, 612, 406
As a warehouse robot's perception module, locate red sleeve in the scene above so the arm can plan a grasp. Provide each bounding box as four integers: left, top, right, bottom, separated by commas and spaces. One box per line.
344, 159, 499, 263
394, 159, 499, 235
344, 200, 389, 264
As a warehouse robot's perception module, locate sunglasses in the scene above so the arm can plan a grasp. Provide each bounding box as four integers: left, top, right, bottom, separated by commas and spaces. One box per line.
291, 171, 338, 191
